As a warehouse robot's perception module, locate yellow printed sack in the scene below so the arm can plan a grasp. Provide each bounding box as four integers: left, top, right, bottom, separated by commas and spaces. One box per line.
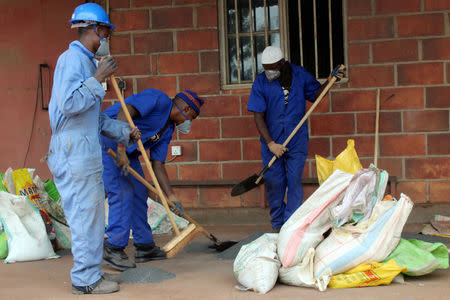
328, 259, 406, 289
315, 139, 363, 185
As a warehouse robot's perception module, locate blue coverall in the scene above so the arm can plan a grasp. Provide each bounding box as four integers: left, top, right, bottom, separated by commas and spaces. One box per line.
47, 41, 132, 287
101, 89, 174, 249
247, 62, 320, 229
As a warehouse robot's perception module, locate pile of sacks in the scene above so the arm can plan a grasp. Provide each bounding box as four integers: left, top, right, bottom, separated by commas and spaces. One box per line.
0, 168, 67, 263
234, 163, 448, 293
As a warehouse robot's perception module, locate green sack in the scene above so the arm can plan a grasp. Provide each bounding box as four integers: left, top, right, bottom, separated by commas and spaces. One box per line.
0, 174, 8, 192
383, 238, 449, 276
44, 179, 61, 202
0, 231, 8, 259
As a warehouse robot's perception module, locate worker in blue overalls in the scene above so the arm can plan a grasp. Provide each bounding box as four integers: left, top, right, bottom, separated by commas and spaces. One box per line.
247, 46, 345, 232
101, 89, 204, 271
46, 3, 141, 295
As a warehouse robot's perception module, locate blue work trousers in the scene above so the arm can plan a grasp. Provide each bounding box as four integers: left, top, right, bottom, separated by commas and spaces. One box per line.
261, 144, 307, 229
101, 139, 154, 249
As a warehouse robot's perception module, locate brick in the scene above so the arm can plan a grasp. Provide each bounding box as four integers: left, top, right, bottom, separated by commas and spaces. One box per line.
132, 0, 171, 7
397, 182, 427, 203
134, 32, 173, 53
179, 163, 220, 180
175, 0, 215, 4
308, 137, 331, 159
448, 62, 450, 84
164, 164, 178, 179
136, 76, 177, 96
200, 96, 240, 117
110, 0, 130, 8
111, 10, 149, 31
304, 160, 313, 178
179, 74, 220, 95
101, 100, 114, 112
375, 0, 421, 14
167, 141, 197, 162
152, 7, 193, 29
151, 55, 157, 74
222, 162, 262, 180
425, 0, 450, 10
104, 77, 133, 99
348, 43, 370, 65
222, 117, 258, 138
172, 187, 198, 208
303, 185, 317, 201
348, 0, 372, 16
306, 94, 329, 113
403, 110, 449, 132
381, 88, 424, 109
356, 112, 402, 133
362, 158, 403, 177
310, 114, 355, 136
242, 139, 261, 160
372, 40, 418, 63
241, 95, 253, 116
158, 53, 199, 74
115, 55, 150, 76
349, 66, 394, 88
426, 86, 450, 108
423, 38, 450, 60
182, 118, 220, 140
242, 187, 264, 207
200, 51, 219, 72
110, 34, 130, 55
380, 134, 426, 156
232, 88, 252, 94
405, 157, 450, 179
177, 29, 218, 51
398, 63, 443, 86
331, 90, 376, 112
197, 5, 217, 27
430, 181, 450, 203
397, 14, 445, 37
199, 140, 241, 161
428, 133, 450, 155
333, 136, 375, 158
348, 17, 394, 41
199, 187, 241, 208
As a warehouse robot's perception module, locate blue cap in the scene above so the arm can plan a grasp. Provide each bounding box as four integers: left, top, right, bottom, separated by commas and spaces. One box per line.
175, 90, 205, 115
69, 3, 115, 30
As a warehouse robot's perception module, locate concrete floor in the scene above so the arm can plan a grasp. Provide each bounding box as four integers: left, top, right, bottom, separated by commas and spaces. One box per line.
0, 224, 449, 300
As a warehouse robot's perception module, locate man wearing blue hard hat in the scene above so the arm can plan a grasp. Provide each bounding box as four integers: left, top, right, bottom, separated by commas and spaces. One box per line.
46, 3, 140, 295
101, 89, 204, 271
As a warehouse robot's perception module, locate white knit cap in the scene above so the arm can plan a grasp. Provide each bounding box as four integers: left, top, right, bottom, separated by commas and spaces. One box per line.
261, 46, 284, 64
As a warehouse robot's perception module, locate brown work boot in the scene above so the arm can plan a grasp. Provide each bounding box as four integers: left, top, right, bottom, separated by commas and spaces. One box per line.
72, 278, 119, 295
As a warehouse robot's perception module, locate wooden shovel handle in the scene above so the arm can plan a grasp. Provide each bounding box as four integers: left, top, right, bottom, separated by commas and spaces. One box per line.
110, 75, 180, 235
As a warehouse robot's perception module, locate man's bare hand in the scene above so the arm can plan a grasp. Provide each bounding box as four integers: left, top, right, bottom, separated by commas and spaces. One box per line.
130, 127, 141, 142
115, 145, 129, 175
268, 141, 288, 158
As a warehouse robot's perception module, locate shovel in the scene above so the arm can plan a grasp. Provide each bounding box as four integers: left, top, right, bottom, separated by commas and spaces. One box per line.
231, 65, 345, 197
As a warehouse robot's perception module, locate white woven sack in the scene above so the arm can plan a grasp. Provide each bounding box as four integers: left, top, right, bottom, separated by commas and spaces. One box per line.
233, 233, 280, 294
314, 193, 413, 277
0, 191, 58, 263
277, 170, 353, 268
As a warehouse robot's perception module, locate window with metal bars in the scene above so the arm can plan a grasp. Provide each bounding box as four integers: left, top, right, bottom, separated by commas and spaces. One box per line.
219, 0, 346, 87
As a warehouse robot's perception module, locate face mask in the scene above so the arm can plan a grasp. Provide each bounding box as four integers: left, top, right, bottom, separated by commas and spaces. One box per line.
173, 102, 192, 134
95, 35, 110, 57
265, 70, 280, 82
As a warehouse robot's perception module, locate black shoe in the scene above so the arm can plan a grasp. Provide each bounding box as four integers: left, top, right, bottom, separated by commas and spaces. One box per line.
103, 246, 136, 271
135, 245, 167, 263
272, 227, 280, 233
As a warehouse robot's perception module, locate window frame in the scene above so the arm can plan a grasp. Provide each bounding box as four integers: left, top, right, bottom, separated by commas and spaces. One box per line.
218, 0, 348, 90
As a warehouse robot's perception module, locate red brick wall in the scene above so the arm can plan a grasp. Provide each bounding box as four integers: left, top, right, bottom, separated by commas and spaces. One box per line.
101, 0, 450, 208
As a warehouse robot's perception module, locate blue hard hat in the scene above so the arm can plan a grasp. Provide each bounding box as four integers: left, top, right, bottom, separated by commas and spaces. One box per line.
69, 3, 115, 30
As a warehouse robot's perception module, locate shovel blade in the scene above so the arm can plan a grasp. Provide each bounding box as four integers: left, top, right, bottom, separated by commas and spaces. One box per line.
231, 174, 265, 197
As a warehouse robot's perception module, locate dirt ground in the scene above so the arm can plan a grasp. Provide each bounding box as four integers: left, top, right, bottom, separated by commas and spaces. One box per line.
0, 224, 449, 300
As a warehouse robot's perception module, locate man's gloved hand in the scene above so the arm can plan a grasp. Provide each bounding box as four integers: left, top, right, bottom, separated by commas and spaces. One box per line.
94, 56, 117, 82
268, 141, 288, 158
168, 194, 184, 215
115, 145, 129, 176
329, 64, 346, 82
129, 126, 141, 142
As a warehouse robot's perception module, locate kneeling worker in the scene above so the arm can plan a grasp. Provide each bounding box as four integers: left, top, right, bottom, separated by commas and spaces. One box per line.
101, 89, 204, 271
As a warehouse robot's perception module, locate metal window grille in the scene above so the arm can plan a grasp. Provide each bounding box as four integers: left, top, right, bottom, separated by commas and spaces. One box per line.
220, 0, 345, 87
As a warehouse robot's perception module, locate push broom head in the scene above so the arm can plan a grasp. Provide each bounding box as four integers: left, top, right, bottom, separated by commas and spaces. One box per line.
163, 223, 199, 258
